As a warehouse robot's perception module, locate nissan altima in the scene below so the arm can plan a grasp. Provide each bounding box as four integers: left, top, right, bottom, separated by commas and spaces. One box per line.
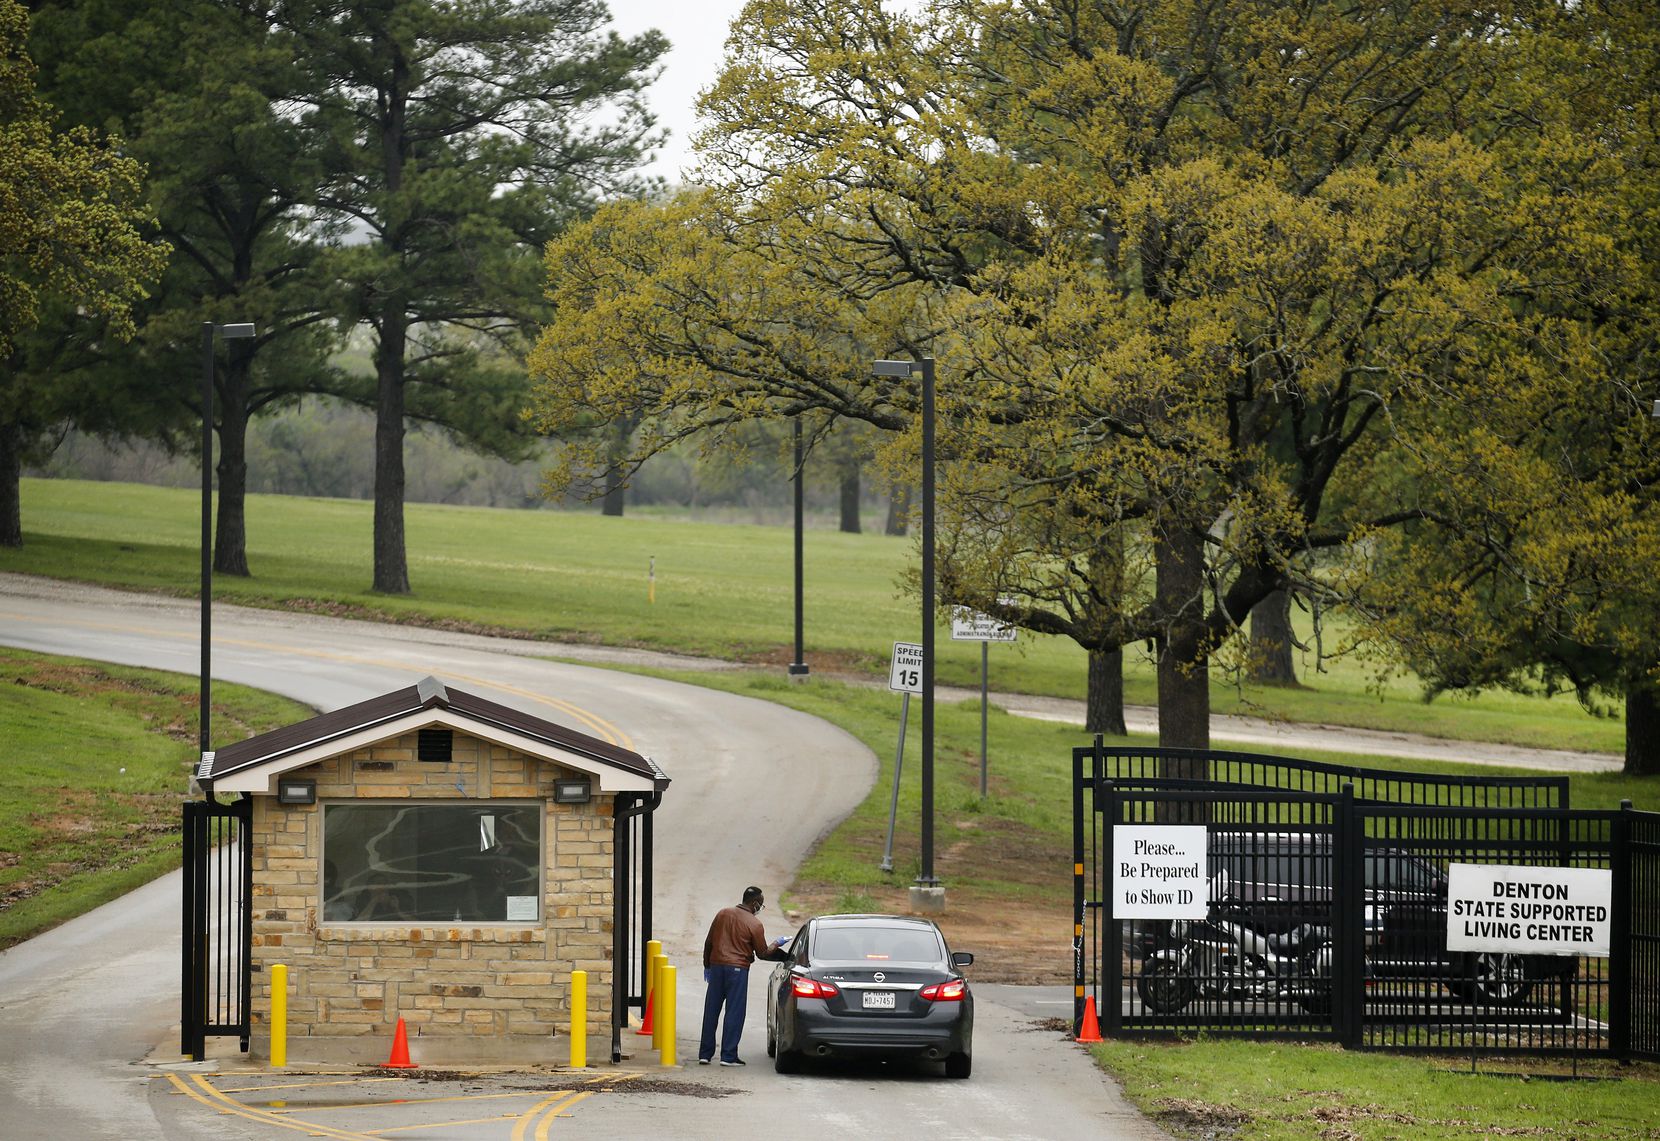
765, 914, 973, 1078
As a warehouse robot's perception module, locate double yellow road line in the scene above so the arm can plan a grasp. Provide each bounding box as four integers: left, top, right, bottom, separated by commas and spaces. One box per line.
165, 1070, 642, 1137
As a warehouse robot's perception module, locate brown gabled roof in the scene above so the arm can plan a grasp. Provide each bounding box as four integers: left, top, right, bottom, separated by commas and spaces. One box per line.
202, 676, 666, 789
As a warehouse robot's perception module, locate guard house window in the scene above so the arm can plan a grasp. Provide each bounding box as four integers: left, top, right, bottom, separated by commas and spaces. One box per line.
322, 803, 541, 923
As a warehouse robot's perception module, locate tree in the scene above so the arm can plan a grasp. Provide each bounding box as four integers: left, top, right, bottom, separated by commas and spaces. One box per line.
27, 0, 351, 576
0, 0, 166, 546
279, 0, 667, 593
536, 1, 1618, 755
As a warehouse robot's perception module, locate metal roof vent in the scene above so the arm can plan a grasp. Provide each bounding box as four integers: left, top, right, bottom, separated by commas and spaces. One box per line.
418, 728, 453, 763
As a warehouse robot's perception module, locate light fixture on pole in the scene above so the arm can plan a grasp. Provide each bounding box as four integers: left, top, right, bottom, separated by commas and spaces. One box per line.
200, 321, 257, 764
788, 416, 809, 678
873, 357, 938, 890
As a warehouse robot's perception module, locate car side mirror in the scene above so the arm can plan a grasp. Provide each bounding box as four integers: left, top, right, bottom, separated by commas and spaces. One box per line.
950, 951, 974, 969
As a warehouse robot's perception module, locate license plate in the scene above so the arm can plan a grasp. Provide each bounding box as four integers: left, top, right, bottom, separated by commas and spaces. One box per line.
862, 991, 896, 1010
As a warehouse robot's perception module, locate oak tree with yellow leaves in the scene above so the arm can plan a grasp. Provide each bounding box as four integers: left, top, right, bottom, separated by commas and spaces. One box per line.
530, 1, 1656, 764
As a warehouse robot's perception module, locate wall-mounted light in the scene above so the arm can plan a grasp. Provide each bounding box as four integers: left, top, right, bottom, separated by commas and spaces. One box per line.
553, 777, 592, 805
277, 778, 316, 805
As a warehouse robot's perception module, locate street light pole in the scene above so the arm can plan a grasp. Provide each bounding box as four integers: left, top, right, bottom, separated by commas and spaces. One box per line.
918, 357, 936, 886
874, 356, 939, 891
200, 321, 256, 762
789, 416, 809, 678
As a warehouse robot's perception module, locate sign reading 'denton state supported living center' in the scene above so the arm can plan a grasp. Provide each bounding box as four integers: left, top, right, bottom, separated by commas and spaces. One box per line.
1113, 825, 1208, 919
1445, 863, 1612, 958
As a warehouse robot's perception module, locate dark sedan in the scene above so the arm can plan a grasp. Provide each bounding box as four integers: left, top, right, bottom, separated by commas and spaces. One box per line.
766, 914, 974, 1078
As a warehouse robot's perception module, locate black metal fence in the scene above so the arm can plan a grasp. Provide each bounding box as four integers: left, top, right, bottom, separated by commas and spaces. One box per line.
1072, 741, 1657, 1061
181, 796, 252, 1060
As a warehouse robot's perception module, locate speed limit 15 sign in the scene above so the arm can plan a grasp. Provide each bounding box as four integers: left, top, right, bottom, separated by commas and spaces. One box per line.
889, 642, 924, 693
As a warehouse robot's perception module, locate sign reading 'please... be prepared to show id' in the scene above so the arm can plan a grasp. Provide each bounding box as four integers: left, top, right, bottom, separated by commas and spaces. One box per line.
1445, 863, 1612, 958
1113, 825, 1208, 920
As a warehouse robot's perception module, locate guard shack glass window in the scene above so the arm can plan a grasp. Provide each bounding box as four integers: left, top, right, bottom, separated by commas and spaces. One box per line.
322, 803, 542, 923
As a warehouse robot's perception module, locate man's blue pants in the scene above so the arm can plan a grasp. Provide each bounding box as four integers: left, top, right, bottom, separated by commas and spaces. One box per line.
699, 965, 750, 1063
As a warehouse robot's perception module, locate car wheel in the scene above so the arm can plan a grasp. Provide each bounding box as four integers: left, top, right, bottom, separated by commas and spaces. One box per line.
766, 1023, 777, 1058
945, 1051, 972, 1079
1296, 983, 1332, 1017
1451, 953, 1534, 1003
1137, 959, 1194, 1015
774, 1047, 801, 1075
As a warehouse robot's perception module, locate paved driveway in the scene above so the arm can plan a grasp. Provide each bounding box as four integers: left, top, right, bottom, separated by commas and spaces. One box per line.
0, 575, 1168, 1140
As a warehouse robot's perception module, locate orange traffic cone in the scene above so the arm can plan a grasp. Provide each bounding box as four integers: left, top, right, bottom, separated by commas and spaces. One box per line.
634, 988, 655, 1036
1075, 995, 1103, 1044
383, 1017, 418, 1068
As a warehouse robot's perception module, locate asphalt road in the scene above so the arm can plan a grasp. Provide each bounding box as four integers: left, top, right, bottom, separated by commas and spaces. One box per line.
0, 574, 1166, 1140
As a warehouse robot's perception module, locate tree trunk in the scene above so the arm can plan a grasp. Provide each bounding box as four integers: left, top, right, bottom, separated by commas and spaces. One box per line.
1248, 589, 1297, 685
213, 347, 253, 576
1085, 646, 1126, 736
839, 459, 861, 533
372, 314, 410, 594
884, 481, 911, 536
600, 468, 625, 516
1155, 523, 1210, 755
0, 417, 21, 548
1626, 674, 1660, 776
601, 415, 630, 516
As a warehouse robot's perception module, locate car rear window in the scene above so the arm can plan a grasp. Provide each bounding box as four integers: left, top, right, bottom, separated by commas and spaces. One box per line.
813, 925, 943, 964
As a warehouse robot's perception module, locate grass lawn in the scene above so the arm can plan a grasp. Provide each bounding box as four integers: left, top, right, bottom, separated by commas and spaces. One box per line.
1090, 1038, 1660, 1141
0, 648, 314, 949
5, 478, 1627, 755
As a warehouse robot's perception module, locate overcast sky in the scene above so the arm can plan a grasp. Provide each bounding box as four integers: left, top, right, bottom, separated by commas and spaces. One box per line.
608, 1, 749, 185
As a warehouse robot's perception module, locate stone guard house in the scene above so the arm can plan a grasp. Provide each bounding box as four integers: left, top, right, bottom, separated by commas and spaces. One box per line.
198, 676, 668, 1065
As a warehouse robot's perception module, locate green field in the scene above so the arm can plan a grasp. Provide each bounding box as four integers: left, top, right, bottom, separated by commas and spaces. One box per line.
0, 648, 314, 948
5, 478, 1626, 755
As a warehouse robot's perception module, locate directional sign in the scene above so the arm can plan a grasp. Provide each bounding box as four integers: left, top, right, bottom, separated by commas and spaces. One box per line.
950, 607, 1016, 642
888, 641, 924, 693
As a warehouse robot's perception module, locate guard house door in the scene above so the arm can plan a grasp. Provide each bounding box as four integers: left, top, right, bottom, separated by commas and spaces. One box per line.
181, 796, 252, 1060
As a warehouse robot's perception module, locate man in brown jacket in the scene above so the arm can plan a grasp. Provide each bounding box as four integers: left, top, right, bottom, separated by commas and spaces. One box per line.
699, 886, 790, 1065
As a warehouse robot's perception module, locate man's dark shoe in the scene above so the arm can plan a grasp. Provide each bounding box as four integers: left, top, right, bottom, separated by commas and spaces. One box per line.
719, 1057, 746, 1066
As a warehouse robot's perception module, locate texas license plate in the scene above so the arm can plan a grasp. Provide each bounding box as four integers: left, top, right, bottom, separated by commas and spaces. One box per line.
862, 991, 896, 1010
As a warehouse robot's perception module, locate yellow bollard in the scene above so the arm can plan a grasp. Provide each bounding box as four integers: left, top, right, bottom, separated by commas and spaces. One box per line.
651, 953, 670, 1054
659, 964, 677, 1067
637, 939, 662, 1035
270, 964, 287, 1068
569, 970, 587, 1069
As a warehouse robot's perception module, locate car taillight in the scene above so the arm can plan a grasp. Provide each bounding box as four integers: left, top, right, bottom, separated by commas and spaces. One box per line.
920, 979, 966, 1002
791, 976, 840, 999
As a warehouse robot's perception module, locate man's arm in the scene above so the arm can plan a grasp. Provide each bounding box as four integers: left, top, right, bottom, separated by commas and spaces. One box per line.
751, 919, 790, 961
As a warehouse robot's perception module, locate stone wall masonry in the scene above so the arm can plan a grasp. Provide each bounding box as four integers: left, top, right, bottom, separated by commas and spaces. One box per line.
247, 729, 619, 1054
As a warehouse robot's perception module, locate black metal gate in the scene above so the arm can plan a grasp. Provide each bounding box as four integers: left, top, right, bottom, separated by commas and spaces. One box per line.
1072, 740, 1658, 1061
613, 790, 662, 1063
181, 796, 252, 1060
